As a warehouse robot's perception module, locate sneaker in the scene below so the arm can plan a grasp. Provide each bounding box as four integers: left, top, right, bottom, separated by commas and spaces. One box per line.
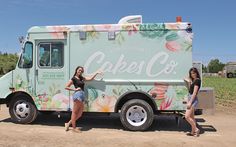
65, 123, 69, 131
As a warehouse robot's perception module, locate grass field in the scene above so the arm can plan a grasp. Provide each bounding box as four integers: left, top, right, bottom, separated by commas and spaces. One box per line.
203, 77, 236, 108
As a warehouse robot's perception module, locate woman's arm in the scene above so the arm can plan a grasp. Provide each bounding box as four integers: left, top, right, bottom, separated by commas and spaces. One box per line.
84, 70, 103, 81
184, 77, 191, 91
65, 80, 79, 91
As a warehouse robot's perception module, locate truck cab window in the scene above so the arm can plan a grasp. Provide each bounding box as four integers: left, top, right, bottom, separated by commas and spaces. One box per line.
38, 42, 64, 68
18, 42, 33, 68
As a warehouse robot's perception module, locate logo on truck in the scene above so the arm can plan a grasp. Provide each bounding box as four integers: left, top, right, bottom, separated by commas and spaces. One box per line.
84, 51, 178, 77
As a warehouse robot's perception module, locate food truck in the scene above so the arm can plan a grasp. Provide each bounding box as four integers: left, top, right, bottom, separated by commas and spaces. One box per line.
223, 62, 236, 78
0, 15, 195, 131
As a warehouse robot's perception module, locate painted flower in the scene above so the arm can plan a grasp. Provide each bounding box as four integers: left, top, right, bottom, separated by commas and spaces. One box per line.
165, 41, 181, 52
165, 23, 180, 30
51, 101, 61, 109
36, 92, 50, 103
149, 83, 169, 100
91, 95, 117, 112
47, 26, 69, 39
122, 24, 139, 36
52, 93, 69, 109
41, 102, 48, 110
160, 98, 172, 110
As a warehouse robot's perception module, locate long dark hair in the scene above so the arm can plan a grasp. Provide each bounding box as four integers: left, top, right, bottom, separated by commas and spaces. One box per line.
73, 66, 84, 80
189, 67, 201, 81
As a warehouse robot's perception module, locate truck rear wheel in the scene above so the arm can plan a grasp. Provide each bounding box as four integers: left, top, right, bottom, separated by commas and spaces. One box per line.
9, 95, 38, 124
120, 99, 154, 131
227, 73, 233, 78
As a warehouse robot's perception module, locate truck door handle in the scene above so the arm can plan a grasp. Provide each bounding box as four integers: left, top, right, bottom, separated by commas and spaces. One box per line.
35, 69, 38, 76
35, 69, 39, 82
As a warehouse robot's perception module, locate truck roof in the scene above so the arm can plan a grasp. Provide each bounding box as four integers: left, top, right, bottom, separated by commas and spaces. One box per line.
227, 62, 236, 65
28, 22, 191, 33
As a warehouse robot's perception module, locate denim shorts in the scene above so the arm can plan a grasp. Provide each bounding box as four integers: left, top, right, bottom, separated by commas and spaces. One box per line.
72, 91, 85, 102
188, 94, 198, 108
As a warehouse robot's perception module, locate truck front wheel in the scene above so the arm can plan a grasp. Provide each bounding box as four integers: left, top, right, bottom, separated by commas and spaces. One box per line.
120, 99, 154, 131
9, 95, 38, 124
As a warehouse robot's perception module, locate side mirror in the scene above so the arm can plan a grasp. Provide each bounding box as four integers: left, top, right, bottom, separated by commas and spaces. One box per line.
18, 36, 25, 49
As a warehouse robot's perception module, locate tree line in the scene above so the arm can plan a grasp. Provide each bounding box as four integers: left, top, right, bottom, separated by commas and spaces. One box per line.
202, 59, 225, 73
0, 52, 19, 75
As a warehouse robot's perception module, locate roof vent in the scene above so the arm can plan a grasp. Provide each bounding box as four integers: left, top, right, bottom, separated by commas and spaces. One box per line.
118, 15, 142, 24
176, 16, 182, 22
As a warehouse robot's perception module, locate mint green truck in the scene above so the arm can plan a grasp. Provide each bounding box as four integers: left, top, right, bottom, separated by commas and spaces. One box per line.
0, 16, 193, 131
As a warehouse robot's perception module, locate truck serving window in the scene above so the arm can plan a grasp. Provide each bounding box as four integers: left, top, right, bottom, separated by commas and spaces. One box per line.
18, 42, 33, 68
38, 42, 64, 68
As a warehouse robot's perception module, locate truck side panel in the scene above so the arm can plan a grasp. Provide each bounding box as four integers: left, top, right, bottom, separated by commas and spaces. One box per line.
0, 23, 192, 112
69, 24, 192, 112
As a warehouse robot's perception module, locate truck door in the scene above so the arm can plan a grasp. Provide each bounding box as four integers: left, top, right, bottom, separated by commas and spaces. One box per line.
35, 40, 69, 110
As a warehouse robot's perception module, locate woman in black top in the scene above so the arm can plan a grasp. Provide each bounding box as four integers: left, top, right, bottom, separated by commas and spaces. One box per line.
65, 66, 102, 132
184, 67, 201, 137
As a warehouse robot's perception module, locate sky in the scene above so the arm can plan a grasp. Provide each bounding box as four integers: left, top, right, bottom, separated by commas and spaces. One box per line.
0, 0, 235, 65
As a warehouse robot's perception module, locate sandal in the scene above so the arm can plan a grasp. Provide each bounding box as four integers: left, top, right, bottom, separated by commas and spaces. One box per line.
65, 123, 69, 131
193, 129, 200, 137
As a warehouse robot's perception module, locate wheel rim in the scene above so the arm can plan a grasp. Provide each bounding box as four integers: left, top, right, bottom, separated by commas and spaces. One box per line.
14, 100, 30, 119
126, 105, 147, 127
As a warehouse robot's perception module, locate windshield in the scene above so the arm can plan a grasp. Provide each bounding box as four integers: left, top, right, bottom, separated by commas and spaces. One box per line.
18, 42, 33, 68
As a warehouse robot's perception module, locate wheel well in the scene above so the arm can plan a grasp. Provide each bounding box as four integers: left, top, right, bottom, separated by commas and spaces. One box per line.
5, 91, 35, 107
114, 91, 157, 113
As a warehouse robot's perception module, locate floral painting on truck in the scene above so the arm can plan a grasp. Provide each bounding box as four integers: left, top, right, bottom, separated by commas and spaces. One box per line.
0, 15, 192, 130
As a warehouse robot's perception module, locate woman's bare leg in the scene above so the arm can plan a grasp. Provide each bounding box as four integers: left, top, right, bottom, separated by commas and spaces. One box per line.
65, 101, 79, 131
191, 107, 200, 134
185, 106, 197, 133
191, 107, 196, 124
65, 100, 84, 132
68, 101, 84, 125
76, 101, 84, 120
71, 101, 80, 129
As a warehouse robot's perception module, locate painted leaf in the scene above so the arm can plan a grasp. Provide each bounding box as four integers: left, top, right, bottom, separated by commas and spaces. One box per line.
87, 86, 98, 101
165, 32, 179, 41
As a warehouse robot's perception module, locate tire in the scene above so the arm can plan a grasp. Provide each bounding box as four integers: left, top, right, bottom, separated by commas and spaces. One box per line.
120, 99, 154, 131
227, 73, 233, 78
9, 94, 38, 124
194, 109, 203, 115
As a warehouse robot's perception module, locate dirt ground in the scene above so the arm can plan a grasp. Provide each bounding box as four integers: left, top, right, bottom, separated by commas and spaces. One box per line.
0, 105, 236, 147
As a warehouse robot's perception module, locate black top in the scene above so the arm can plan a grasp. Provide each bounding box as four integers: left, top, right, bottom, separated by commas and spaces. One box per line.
71, 76, 85, 91
189, 79, 201, 95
